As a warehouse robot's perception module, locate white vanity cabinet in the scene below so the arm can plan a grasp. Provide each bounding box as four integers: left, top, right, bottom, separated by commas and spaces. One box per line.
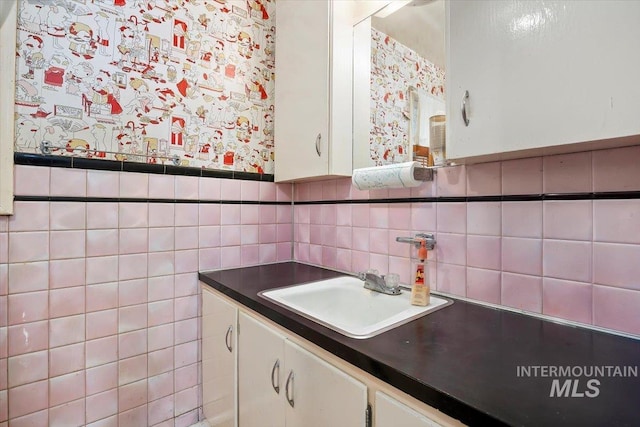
200, 283, 463, 427
446, 0, 640, 162
202, 287, 238, 427
238, 311, 368, 427
375, 391, 442, 427
274, 0, 353, 182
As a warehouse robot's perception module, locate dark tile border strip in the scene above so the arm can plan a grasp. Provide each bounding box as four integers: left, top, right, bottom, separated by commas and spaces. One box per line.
294, 192, 640, 205
18, 191, 638, 205
594, 191, 640, 200
15, 153, 274, 182
13, 195, 291, 205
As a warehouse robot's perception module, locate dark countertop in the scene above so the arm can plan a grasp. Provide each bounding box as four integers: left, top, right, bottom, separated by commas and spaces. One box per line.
199, 262, 640, 427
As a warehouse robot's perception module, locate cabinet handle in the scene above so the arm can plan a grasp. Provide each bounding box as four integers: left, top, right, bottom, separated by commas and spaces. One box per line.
285, 371, 295, 408
224, 325, 233, 353
315, 133, 321, 157
461, 90, 470, 126
270, 359, 280, 394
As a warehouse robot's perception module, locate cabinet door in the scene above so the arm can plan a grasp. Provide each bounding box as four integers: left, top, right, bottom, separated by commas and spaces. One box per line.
284, 340, 367, 427
202, 287, 237, 427
447, 1, 640, 161
375, 391, 441, 427
274, 0, 330, 181
237, 312, 286, 427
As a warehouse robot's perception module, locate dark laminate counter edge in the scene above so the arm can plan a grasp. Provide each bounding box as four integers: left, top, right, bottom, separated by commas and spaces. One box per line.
198, 263, 640, 427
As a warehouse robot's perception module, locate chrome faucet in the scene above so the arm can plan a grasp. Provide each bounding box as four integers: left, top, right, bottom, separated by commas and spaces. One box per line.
358, 271, 401, 295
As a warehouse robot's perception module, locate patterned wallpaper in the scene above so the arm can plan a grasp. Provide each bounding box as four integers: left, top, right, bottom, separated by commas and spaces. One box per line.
14, 0, 275, 174
370, 27, 445, 165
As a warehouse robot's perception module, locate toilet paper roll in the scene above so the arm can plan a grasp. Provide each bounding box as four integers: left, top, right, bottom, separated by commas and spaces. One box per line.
352, 161, 423, 190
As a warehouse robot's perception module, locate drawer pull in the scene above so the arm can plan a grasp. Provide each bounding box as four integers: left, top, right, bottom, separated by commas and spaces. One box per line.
315, 133, 322, 156
271, 359, 280, 394
461, 90, 470, 126
285, 370, 295, 407
224, 325, 233, 352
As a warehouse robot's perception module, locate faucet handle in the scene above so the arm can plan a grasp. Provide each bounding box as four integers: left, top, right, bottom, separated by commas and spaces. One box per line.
384, 273, 400, 290
358, 269, 380, 281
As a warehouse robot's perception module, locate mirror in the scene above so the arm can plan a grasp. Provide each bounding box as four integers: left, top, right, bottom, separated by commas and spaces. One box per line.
353, 0, 446, 169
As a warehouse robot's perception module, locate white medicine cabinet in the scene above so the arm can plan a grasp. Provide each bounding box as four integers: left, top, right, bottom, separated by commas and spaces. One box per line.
446, 0, 640, 162
274, 0, 355, 182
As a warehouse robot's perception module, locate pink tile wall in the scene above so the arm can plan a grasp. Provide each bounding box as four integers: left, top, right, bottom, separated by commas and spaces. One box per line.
1, 166, 291, 426
293, 145, 640, 337
6, 145, 638, 425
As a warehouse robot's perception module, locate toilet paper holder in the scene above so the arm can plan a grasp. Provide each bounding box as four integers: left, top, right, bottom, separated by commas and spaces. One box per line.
352, 161, 436, 191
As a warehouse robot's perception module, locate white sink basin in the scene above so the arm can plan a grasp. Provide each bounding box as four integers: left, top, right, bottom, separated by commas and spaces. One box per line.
259, 276, 452, 339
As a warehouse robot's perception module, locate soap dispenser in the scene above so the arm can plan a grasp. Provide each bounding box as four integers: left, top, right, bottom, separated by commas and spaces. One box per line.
410, 240, 431, 306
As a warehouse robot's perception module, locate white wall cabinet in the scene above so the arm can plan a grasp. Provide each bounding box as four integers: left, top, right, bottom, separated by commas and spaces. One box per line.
446, 0, 640, 163
238, 311, 368, 427
202, 287, 238, 427
274, 0, 353, 182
